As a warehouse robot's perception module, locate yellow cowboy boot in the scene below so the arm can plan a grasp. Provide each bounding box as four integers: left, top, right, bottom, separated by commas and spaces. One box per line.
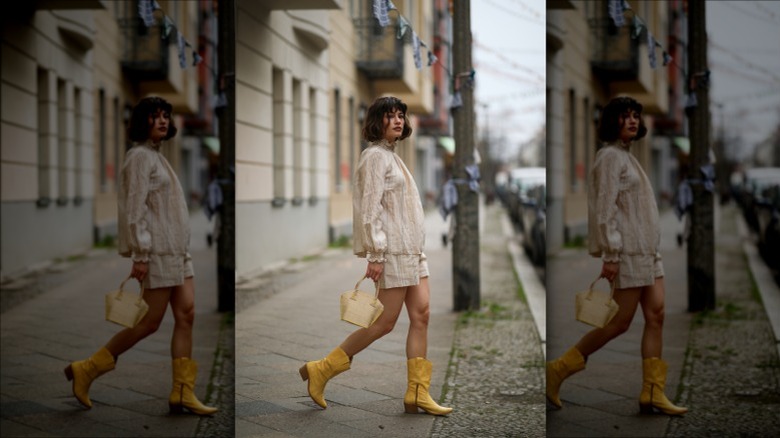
403, 357, 452, 416
299, 347, 351, 409
64, 347, 116, 409
639, 357, 688, 415
168, 357, 218, 415
546, 347, 586, 408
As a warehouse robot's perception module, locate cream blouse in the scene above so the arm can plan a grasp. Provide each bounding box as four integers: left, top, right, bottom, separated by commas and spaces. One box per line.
118, 142, 190, 263
587, 142, 661, 262
353, 139, 425, 263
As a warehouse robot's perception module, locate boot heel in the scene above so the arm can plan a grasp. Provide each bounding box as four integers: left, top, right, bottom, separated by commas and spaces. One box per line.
639, 403, 653, 414
299, 364, 309, 381
169, 403, 184, 414
404, 403, 418, 414
64, 364, 74, 381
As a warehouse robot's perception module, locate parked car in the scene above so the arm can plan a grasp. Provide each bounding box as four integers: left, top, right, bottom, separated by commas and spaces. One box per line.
506, 167, 546, 231
738, 167, 780, 270
520, 182, 546, 266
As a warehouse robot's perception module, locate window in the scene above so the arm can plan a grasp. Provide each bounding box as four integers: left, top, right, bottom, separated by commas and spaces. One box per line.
293, 78, 303, 204
348, 96, 355, 185
272, 68, 285, 205
583, 97, 590, 184
569, 89, 576, 191
334, 88, 342, 191
37, 69, 53, 206
309, 88, 318, 202
99, 89, 107, 192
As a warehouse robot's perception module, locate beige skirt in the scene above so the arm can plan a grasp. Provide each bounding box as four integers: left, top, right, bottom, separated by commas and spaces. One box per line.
380, 253, 429, 289
615, 252, 664, 289
143, 252, 194, 289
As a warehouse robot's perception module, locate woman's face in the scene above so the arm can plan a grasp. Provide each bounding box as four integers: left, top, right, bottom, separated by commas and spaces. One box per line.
382, 108, 405, 142
148, 109, 170, 142
618, 110, 640, 143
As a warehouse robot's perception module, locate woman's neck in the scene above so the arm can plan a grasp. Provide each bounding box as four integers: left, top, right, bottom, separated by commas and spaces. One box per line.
375, 137, 397, 150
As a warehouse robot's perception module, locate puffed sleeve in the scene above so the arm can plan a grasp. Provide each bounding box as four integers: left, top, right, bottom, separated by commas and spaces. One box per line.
355, 150, 389, 262
120, 150, 153, 262
591, 149, 624, 262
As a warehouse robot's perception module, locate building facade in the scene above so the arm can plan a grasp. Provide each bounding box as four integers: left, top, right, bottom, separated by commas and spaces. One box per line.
235, 0, 435, 278
2, 0, 203, 278
546, 0, 671, 253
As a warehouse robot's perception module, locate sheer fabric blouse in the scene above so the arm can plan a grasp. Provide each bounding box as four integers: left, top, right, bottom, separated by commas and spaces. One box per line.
118, 142, 191, 263
353, 139, 425, 263
587, 143, 661, 262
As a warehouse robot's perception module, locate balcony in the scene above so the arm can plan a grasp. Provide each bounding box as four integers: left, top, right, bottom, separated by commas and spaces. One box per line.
354, 17, 407, 80
589, 17, 641, 82
119, 18, 170, 82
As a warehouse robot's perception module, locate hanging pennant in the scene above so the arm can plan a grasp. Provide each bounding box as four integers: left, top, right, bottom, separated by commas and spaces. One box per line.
387, 0, 397, 11
397, 16, 410, 39
177, 32, 187, 68
373, 0, 391, 27
663, 51, 672, 66
427, 50, 438, 67
608, 0, 627, 27
193, 51, 203, 67
162, 16, 174, 38
450, 91, 463, 110
412, 31, 422, 69
632, 16, 644, 39
647, 31, 657, 69
139, 0, 157, 27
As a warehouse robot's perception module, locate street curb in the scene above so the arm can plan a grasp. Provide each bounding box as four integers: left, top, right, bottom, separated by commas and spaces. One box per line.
737, 213, 780, 359
500, 211, 546, 358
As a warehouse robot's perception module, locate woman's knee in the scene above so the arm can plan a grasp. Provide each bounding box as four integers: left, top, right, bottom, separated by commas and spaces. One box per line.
645, 306, 665, 328
409, 305, 430, 328
137, 318, 163, 337
608, 317, 632, 337
174, 307, 195, 327
373, 318, 397, 338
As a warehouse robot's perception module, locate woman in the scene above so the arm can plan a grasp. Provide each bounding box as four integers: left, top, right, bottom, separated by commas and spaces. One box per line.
546, 96, 687, 416
64, 97, 217, 416
299, 96, 452, 416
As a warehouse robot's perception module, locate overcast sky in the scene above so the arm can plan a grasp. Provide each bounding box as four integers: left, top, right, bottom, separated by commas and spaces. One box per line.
469, 1, 780, 164
471, 0, 546, 159
707, 0, 780, 160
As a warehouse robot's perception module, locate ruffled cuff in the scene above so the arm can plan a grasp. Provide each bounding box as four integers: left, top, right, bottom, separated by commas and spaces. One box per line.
602, 252, 620, 263
132, 252, 150, 263
366, 252, 387, 263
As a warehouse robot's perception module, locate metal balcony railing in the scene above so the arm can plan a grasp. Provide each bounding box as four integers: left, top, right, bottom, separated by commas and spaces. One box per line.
588, 17, 640, 81
353, 17, 405, 79
119, 18, 170, 81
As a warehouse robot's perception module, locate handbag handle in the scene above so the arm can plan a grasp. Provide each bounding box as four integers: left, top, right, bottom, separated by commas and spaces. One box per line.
588, 276, 616, 299
117, 275, 146, 304
353, 275, 381, 299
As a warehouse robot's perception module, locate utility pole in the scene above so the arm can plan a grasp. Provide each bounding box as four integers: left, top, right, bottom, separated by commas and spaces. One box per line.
452, 0, 480, 311
686, 0, 715, 311
216, 0, 235, 312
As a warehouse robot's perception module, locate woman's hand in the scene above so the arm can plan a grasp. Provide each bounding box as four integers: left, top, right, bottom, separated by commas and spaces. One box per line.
366, 262, 384, 283
601, 261, 619, 283
131, 261, 149, 282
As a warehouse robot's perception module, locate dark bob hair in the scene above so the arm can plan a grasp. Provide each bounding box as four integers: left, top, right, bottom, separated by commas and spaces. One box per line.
127, 96, 177, 142
597, 96, 647, 142
362, 96, 412, 142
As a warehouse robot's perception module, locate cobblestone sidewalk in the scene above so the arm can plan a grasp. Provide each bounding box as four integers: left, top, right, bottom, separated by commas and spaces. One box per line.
431, 205, 545, 438
667, 204, 780, 437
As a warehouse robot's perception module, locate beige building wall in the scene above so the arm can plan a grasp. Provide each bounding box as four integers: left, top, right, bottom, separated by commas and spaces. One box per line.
547, 0, 669, 252
2, 6, 100, 277
235, 1, 336, 277
1, 1, 200, 278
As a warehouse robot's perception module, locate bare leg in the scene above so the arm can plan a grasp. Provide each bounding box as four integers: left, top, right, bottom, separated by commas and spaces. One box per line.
575, 287, 642, 358
170, 277, 195, 359
105, 287, 172, 358
405, 277, 430, 359
640, 277, 665, 358
339, 286, 407, 358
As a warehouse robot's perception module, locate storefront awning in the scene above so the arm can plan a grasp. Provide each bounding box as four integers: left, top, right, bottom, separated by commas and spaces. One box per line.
438, 136, 455, 155
673, 137, 690, 155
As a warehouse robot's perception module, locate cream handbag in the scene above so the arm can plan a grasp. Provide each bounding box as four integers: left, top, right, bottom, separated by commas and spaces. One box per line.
575, 276, 619, 328
105, 275, 149, 328
340, 275, 384, 328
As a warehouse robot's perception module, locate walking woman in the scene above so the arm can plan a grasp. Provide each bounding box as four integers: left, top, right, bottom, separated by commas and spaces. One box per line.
299, 96, 452, 416
546, 96, 687, 415
64, 97, 217, 416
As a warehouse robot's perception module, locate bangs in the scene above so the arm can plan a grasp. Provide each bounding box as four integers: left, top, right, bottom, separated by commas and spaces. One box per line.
376, 97, 408, 115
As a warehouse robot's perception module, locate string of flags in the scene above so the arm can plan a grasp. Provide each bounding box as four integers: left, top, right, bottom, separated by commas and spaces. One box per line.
138, 0, 203, 69
608, 0, 708, 110
372, 0, 437, 70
